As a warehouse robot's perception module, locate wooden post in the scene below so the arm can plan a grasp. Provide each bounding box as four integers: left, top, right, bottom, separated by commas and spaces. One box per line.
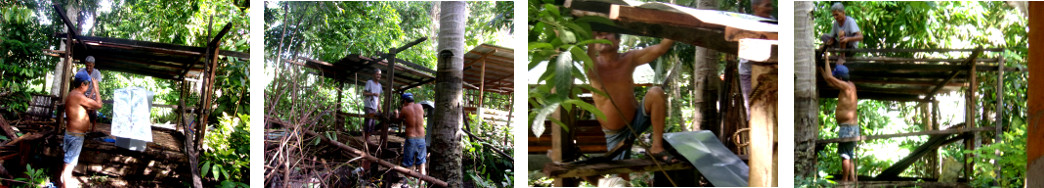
1027, 3, 1044, 186
993, 56, 1005, 181
551, 89, 579, 186
478, 58, 486, 121
748, 63, 777, 187
380, 49, 397, 158
963, 54, 977, 180
57, 33, 74, 133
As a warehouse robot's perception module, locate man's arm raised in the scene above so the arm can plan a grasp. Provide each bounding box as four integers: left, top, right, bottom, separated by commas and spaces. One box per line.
80, 95, 104, 110
628, 39, 675, 67
819, 60, 850, 90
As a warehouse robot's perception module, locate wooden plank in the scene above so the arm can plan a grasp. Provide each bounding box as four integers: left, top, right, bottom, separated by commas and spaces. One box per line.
816, 126, 992, 144
543, 158, 693, 178
838, 56, 1000, 63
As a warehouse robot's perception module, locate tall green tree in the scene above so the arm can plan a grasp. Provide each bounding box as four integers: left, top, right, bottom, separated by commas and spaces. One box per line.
794, 1, 818, 179
433, 1, 466, 187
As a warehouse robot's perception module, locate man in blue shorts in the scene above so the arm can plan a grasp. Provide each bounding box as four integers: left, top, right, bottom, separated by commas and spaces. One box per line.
395, 93, 426, 181
63, 70, 103, 187
820, 54, 860, 183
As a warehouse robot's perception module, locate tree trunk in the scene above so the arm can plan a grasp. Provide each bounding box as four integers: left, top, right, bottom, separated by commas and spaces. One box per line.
794, 1, 819, 178
692, 0, 719, 134
52, 5, 80, 96
432, 2, 466, 187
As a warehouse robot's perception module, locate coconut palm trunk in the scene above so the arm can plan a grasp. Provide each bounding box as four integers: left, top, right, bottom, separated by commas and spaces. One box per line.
432, 1, 466, 187
794, 1, 819, 178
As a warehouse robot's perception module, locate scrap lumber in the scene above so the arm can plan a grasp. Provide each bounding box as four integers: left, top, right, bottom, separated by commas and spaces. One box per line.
5, 130, 51, 146
0, 116, 16, 139
543, 158, 693, 178
266, 116, 447, 187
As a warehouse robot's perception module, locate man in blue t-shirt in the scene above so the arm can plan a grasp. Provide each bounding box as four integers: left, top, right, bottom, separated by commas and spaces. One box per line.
820, 2, 864, 63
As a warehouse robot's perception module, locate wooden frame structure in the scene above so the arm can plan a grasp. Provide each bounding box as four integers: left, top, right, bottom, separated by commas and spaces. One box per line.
47, 5, 248, 187
531, 0, 779, 186
274, 41, 516, 185
814, 47, 1015, 184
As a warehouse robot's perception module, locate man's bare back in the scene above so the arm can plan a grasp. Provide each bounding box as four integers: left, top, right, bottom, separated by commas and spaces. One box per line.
399, 102, 425, 138
66, 88, 102, 133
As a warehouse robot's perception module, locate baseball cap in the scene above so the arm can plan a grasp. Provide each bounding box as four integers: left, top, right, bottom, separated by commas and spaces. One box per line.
833, 64, 850, 81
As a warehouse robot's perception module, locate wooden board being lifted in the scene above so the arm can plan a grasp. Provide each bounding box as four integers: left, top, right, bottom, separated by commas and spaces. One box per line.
566, 0, 777, 55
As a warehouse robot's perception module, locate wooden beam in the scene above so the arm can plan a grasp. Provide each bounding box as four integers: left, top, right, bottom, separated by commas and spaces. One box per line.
56, 34, 248, 59
926, 48, 982, 99
826, 47, 1004, 53
543, 158, 693, 178
876, 132, 971, 180
838, 56, 1000, 64
816, 125, 992, 144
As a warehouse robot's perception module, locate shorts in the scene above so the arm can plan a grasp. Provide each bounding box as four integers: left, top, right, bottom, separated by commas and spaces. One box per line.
364, 108, 378, 133
402, 138, 426, 167
63, 132, 86, 166
603, 100, 653, 161
837, 123, 860, 160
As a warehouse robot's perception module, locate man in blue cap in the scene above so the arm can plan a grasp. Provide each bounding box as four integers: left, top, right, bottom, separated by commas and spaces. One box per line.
62, 70, 104, 188
79, 56, 103, 131
820, 57, 859, 183
394, 93, 427, 180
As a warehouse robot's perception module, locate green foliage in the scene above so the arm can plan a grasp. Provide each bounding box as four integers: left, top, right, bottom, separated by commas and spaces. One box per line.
463, 114, 514, 187
0, 1, 59, 118
528, 0, 612, 135
200, 113, 250, 185
14, 164, 49, 188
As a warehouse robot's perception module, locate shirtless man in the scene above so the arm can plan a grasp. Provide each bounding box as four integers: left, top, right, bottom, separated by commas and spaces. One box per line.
587, 31, 675, 164
78, 56, 103, 131
63, 70, 103, 188
820, 56, 859, 182
395, 93, 426, 180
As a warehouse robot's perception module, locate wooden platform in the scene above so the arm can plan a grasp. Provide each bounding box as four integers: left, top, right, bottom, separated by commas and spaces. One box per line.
37, 123, 189, 186
528, 120, 607, 154
543, 158, 693, 178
